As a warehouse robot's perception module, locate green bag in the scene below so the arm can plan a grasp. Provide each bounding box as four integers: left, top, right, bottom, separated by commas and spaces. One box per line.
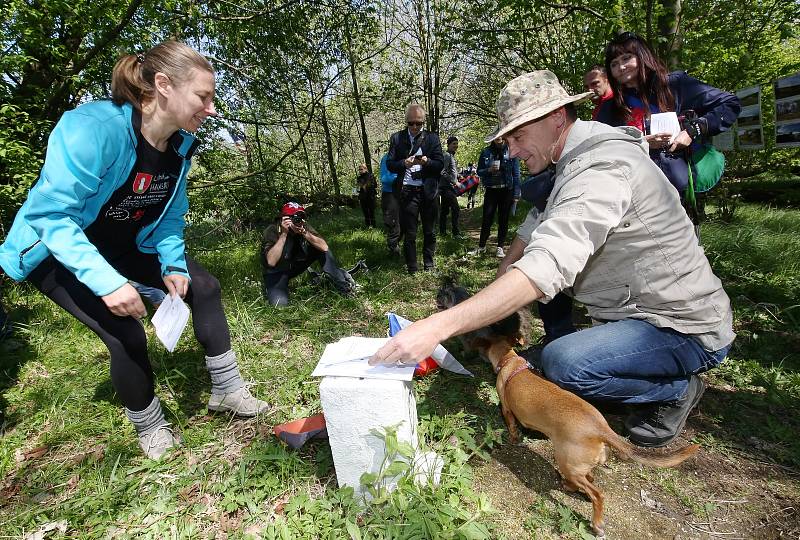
686, 144, 725, 206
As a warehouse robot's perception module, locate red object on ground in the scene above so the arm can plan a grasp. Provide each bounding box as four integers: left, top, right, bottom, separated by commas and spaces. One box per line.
414, 356, 440, 376
273, 413, 327, 448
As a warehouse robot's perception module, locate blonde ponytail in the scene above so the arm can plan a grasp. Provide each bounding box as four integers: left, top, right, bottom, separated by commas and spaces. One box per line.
111, 41, 214, 109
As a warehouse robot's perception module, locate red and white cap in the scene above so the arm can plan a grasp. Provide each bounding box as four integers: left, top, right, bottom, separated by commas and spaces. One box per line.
281, 202, 306, 216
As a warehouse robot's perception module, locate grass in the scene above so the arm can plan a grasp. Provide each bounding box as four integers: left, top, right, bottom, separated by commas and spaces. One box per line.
1, 198, 799, 538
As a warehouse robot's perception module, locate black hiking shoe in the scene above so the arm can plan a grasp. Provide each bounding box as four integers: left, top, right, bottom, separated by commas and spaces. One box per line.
625, 375, 706, 447
517, 336, 552, 373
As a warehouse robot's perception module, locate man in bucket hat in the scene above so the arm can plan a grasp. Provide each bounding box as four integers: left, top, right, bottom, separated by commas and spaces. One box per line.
371, 70, 735, 448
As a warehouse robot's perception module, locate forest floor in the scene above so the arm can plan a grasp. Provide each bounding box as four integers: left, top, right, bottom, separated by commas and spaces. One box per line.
1, 197, 799, 539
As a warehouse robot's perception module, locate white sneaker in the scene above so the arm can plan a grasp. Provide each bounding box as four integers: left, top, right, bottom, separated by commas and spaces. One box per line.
208, 384, 271, 417
496, 246, 506, 258
139, 425, 182, 460
468, 246, 486, 256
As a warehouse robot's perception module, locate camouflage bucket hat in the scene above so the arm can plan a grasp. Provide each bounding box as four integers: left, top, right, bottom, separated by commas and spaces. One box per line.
485, 70, 594, 142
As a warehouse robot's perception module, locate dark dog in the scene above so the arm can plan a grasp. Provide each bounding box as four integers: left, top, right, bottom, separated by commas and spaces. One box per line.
436, 281, 699, 536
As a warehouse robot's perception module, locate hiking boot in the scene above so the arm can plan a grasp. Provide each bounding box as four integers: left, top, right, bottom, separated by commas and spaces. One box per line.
518, 338, 550, 372
625, 375, 706, 447
208, 384, 271, 417
139, 425, 182, 460
496, 246, 506, 258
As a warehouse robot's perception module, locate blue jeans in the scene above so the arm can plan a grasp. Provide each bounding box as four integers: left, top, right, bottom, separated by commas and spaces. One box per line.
541, 319, 730, 404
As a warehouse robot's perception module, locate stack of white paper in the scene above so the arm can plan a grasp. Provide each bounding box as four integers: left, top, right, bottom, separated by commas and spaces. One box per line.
311, 337, 416, 380
150, 294, 190, 352
650, 111, 681, 142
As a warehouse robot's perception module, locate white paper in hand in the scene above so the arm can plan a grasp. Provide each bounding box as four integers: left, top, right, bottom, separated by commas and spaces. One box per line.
649, 112, 681, 142
151, 294, 190, 352
311, 337, 414, 380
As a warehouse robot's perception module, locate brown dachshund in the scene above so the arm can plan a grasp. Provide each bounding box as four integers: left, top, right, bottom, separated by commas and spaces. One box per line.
437, 282, 699, 537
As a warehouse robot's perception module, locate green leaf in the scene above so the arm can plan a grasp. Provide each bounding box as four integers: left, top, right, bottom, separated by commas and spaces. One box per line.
345, 520, 362, 540
383, 459, 410, 477
360, 472, 378, 486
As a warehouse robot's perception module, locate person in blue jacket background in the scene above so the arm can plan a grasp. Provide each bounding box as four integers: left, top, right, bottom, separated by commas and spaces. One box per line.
597, 32, 740, 201
379, 151, 402, 256
475, 138, 521, 258
0, 41, 268, 459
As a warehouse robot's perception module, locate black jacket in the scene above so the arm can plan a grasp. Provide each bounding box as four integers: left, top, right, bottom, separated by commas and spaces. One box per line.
387, 129, 444, 200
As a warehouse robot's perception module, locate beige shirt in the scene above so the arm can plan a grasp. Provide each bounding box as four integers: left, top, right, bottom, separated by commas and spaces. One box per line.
511, 120, 734, 351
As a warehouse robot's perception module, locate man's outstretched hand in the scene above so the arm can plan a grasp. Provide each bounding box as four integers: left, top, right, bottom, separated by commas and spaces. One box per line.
369, 318, 445, 366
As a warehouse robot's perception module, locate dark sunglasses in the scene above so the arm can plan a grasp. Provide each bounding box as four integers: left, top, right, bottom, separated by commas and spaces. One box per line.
407, 121, 424, 126
610, 31, 640, 44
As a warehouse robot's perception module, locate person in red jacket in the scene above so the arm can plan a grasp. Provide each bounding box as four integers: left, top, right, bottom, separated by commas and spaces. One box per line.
584, 64, 614, 120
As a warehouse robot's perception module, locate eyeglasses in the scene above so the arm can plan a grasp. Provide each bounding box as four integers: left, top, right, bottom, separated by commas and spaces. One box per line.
407, 121, 424, 127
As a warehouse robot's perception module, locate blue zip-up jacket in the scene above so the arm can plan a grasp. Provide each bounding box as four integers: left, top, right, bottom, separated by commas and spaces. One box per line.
596, 71, 740, 193
379, 153, 397, 193
477, 144, 521, 198
0, 100, 198, 297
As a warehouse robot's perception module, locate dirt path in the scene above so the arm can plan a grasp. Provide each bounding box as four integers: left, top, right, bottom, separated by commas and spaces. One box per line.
469, 386, 800, 539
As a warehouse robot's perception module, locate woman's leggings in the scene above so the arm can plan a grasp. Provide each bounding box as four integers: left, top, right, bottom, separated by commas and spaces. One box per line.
27, 252, 230, 411
479, 186, 515, 248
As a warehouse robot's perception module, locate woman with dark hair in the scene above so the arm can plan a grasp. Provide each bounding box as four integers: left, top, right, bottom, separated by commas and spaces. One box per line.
0, 41, 268, 459
597, 32, 740, 198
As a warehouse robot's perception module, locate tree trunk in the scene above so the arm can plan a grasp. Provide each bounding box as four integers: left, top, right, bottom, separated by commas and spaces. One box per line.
289, 96, 316, 196
657, 0, 682, 69
319, 101, 341, 209
345, 19, 373, 175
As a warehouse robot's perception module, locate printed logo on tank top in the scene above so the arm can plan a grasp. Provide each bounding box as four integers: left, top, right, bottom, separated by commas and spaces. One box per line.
132, 172, 153, 194
104, 169, 177, 222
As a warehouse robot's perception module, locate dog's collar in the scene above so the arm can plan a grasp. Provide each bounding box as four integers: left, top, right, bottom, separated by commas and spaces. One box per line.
494, 350, 518, 374
496, 350, 531, 397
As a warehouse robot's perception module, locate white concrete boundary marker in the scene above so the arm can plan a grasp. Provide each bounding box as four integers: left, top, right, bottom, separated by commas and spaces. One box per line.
320, 376, 443, 498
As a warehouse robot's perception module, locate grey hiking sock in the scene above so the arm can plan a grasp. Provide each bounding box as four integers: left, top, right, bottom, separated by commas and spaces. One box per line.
125, 395, 167, 436
206, 350, 245, 395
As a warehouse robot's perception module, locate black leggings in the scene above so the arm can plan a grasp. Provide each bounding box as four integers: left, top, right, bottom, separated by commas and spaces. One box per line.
479, 187, 514, 248
27, 252, 230, 411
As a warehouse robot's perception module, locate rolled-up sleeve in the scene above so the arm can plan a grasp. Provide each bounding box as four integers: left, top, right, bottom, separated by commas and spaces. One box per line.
515, 207, 542, 244
510, 161, 631, 302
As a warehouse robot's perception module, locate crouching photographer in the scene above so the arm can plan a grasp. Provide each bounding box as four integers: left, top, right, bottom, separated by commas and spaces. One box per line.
260, 202, 357, 306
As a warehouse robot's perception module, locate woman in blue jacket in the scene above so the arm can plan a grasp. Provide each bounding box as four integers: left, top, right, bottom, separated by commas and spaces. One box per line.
0, 41, 268, 459
596, 32, 740, 199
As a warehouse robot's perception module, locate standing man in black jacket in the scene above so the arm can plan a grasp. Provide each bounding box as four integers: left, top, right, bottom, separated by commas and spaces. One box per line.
387, 104, 444, 273
439, 135, 461, 237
